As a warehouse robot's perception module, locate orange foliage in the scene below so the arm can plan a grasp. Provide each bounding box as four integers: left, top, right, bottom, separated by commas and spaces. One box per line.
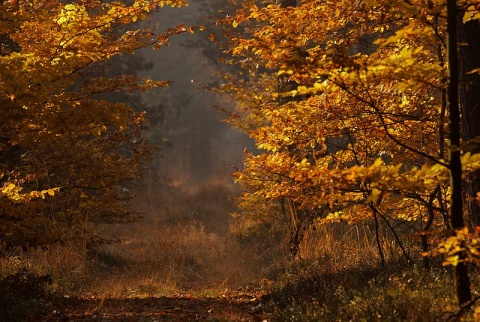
0, 0, 187, 250
215, 0, 480, 259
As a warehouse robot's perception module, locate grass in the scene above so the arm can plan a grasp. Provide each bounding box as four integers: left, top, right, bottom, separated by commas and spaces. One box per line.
0, 181, 264, 298
266, 259, 460, 321
90, 221, 259, 297
261, 224, 479, 321
1, 181, 479, 321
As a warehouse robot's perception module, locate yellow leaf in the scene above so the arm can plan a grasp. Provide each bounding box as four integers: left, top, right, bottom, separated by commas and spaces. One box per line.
366, 188, 382, 203
467, 68, 480, 75
443, 255, 460, 267
297, 86, 308, 94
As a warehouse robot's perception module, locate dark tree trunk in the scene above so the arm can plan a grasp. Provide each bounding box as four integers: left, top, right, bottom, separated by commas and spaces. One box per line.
458, 14, 480, 227
278, 0, 296, 8
447, 0, 472, 306
0, 0, 20, 56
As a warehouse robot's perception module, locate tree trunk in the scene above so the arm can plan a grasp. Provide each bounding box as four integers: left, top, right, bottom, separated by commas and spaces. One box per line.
278, 0, 296, 8
0, 0, 20, 56
447, 0, 472, 306
458, 14, 480, 227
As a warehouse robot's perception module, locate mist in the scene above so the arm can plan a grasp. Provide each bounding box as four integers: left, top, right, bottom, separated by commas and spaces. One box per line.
138, 1, 252, 192
101, 0, 261, 243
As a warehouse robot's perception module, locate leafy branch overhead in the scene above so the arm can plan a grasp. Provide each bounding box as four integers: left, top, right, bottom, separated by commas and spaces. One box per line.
214, 0, 480, 305
0, 0, 189, 250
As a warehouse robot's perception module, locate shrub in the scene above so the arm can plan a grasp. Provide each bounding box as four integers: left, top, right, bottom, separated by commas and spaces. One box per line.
0, 269, 53, 321
269, 263, 461, 321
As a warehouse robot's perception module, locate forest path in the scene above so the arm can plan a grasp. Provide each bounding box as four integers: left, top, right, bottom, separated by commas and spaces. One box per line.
40, 290, 271, 321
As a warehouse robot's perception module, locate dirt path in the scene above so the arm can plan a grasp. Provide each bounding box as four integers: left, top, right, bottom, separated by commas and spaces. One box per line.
40, 292, 271, 321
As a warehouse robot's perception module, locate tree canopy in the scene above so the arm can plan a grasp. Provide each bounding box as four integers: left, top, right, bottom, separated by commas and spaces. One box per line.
214, 0, 480, 305
0, 0, 188, 251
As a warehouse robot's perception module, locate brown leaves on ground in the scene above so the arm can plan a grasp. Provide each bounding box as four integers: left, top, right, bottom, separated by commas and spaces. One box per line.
41, 290, 271, 321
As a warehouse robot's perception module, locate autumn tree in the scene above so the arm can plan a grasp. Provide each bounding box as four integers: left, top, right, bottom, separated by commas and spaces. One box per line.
215, 0, 480, 305
0, 0, 190, 253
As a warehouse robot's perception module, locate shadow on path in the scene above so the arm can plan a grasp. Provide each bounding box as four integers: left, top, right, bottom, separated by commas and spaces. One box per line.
41, 293, 270, 321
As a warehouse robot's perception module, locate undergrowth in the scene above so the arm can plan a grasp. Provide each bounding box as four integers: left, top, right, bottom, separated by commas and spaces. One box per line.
260, 224, 479, 321
1, 183, 479, 321
0, 269, 53, 321
0, 182, 265, 298
266, 261, 466, 321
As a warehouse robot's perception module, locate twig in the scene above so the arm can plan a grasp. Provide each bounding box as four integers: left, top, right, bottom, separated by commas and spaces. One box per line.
447, 295, 480, 321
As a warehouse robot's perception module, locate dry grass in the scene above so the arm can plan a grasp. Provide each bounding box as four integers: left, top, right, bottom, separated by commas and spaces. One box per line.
2, 181, 479, 321
297, 222, 412, 266
88, 221, 261, 297
0, 243, 89, 293
258, 222, 480, 321
0, 181, 265, 298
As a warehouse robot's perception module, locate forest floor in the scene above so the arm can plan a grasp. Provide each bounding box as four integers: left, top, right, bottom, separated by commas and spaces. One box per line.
40, 289, 271, 321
